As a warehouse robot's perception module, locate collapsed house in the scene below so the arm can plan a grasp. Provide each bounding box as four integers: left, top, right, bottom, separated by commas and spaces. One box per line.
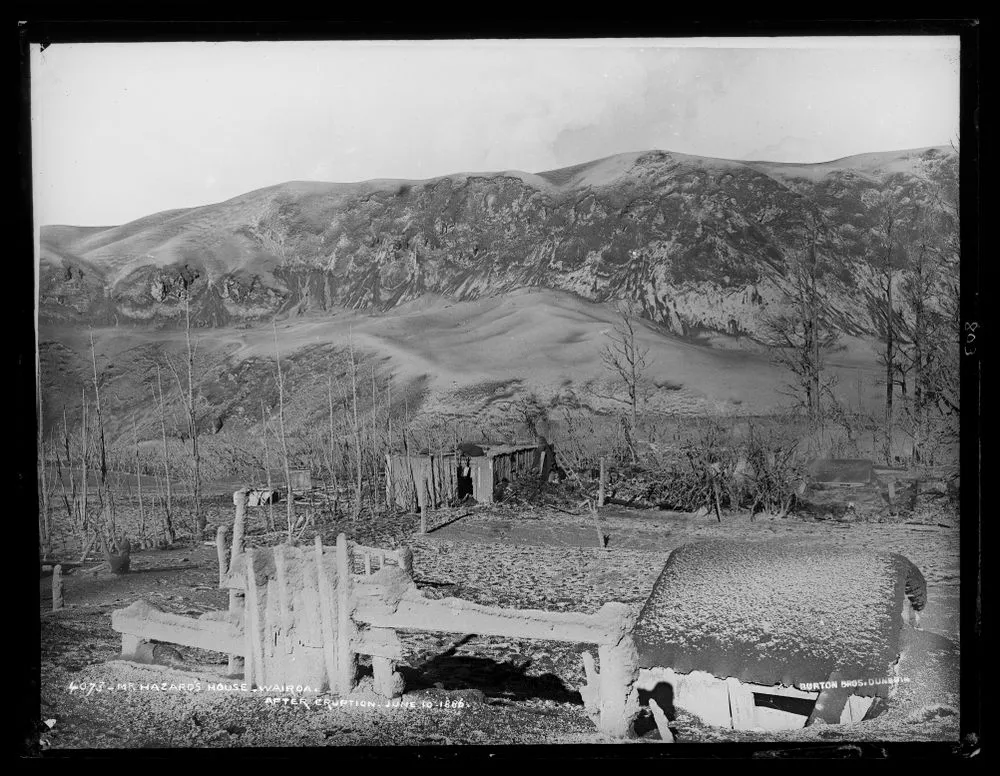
632, 540, 926, 732
384, 440, 553, 510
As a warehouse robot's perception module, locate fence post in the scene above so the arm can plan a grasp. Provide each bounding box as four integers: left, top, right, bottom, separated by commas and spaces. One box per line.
427, 455, 436, 510
244, 550, 262, 687
397, 547, 414, 575
216, 525, 229, 588
385, 454, 393, 508
228, 489, 250, 674
596, 635, 640, 738
371, 626, 405, 698
335, 533, 357, 693
231, 489, 248, 566
314, 536, 338, 692
52, 564, 63, 611
598, 458, 606, 507
274, 545, 292, 655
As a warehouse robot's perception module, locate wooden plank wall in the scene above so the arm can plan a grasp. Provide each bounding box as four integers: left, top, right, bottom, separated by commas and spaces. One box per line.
387, 444, 540, 508
483, 445, 538, 504
385, 453, 457, 511
469, 457, 494, 504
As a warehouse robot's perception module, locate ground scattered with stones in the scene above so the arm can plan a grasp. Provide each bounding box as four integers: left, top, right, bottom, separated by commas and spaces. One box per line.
35, 494, 961, 751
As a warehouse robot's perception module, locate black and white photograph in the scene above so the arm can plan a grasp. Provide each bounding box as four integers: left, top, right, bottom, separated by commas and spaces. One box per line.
23, 26, 978, 755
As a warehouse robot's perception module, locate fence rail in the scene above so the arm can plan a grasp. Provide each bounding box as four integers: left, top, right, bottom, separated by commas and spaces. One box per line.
110, 489, 640, 738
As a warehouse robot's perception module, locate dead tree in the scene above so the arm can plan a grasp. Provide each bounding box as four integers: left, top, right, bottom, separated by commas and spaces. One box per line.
760, 220, 839, 438
184, 296, 203, 532
598, 308, 651, 463
37, 379, 52, 559
132, 414, 146, 544
369, 366, 377, 514
272, 320, 295, 541
920, 146, 962, 429
89, 331, 114, 544
863, 185, 911, 464
165, 293, 204, 533
57, 408, 80, 555
153, 366, 175, 542
261, 399, 276, 531
326, 372, 341, 520
348, 330, 363, 521
79, 386, 89, 554
896, 160, 961, 463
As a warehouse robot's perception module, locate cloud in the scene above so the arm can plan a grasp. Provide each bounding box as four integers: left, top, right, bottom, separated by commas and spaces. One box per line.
31, 39, 960, 226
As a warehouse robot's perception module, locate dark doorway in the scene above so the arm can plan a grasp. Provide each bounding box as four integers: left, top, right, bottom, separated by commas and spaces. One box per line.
457, 458, 474, 499
633, 682, 676, 739
753, 692, 816, 717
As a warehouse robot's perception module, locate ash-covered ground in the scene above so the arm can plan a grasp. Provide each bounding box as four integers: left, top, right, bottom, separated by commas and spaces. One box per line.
35, 491, 961, 750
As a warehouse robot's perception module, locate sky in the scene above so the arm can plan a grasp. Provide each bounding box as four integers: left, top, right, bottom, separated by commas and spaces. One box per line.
30, 37, 960, 227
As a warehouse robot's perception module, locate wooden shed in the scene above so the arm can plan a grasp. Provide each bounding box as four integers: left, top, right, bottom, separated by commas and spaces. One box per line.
385, 442, 547, 511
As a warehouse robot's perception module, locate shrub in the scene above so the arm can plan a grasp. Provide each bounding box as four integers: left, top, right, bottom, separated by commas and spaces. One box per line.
646, 418, 804, 518
739, 421, 804, 516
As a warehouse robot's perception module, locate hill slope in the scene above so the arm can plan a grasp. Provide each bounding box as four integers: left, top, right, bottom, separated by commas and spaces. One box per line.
39, 288, 891, 455
39, 146, 958, 340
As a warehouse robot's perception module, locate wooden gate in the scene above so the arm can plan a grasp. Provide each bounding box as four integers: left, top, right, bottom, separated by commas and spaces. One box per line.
238, 535, 410, 695
113, 491, 640, 737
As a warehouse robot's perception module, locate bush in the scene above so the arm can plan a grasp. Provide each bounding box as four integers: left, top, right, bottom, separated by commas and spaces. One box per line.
648, 419, 804, 518
739, 421, 804, 516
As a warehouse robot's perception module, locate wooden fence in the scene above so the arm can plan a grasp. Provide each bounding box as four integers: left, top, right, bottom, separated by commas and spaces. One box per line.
111, 490, 639, 737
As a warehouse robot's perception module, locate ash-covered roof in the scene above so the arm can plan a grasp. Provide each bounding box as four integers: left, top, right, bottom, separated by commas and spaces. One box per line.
389, 441, 538, 458
633, 540, 923, 694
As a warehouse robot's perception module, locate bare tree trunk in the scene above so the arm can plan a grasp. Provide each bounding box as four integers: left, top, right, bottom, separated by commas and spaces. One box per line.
89, 332, 111, 545
132, 414, 146, 544
89, 331, 108, 487
80, 387, 89, 548
154, 366, 175, 542
88, 333, 113, 545
184, 298, 204, 533
272, 320, 294, 540
810, 231, 822, 428
327, 374, 340, 519
565, 463, 607, 550
60, 408, 80, 554
386, 376, 392, 453
349, 331, 363, 521
601, 310, 648, 465
370, 365, 380, 514
261, 399, 275, 532
885, 266, 895, 464
327, 375, 336, 482
38, 386, 52, 559
912, 264, 925, 463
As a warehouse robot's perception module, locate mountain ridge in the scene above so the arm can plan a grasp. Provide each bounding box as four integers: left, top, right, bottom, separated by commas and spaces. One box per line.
39, 145, 956, 341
